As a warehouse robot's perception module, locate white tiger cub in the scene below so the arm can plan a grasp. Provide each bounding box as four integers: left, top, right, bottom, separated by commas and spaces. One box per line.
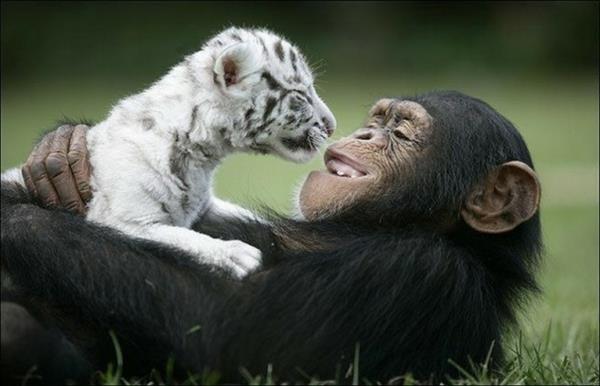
5, 27, 336, 278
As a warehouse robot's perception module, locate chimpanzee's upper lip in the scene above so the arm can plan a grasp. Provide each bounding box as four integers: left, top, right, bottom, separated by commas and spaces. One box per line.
324, 148, 368, 178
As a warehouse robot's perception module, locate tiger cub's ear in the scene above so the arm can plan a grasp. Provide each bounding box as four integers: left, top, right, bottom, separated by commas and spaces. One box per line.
213, 43, 264, 94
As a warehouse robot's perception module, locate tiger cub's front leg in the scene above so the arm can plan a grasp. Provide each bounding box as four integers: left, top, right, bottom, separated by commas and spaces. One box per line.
131, 223, 262, 278
208, 198, 265, 223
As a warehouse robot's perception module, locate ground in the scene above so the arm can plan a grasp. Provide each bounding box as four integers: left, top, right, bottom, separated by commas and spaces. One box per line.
1, 72, 598, 385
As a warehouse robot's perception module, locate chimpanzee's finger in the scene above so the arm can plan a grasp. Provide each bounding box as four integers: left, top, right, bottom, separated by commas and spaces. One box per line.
22, 128, 58, 199
45, 125, 87, 214
67, 124, 92, 204
25, 127, 68, 206
30, 158, 60, 208
32, 125, 76, 208
21, 164, 38, 199
47, 124, 74, 154
45, 151, 86, 214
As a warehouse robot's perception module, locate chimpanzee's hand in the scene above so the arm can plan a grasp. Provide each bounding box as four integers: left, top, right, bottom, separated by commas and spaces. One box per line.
21, 124, 92, 215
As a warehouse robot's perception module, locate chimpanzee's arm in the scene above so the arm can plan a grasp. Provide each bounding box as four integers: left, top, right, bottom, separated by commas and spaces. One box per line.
1, 182, 236, 377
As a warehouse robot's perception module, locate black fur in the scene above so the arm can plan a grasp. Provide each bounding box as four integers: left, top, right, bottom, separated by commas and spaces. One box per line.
289, 47, 298, 73
280, 129, 314, 151
274, 39, 285, 61
258, 36, 268, 56
189, 105, 199, 132
288, 93, 306, 112
262, 97, 278, 122
0, 91, 542, 384
244, 107, 255, 122
229, 31, 242, 42
261, 71, 283, 91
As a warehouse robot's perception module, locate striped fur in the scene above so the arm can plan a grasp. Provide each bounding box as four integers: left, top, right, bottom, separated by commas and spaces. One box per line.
38, 27, 336, 277
199, 27, 336, 161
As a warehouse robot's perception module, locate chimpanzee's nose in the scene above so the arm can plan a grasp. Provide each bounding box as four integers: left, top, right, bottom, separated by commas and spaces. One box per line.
353, 128, 388, 148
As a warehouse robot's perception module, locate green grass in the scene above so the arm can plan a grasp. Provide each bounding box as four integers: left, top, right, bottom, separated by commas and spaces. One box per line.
1, 73, 598, 384
90, 328, 598, 385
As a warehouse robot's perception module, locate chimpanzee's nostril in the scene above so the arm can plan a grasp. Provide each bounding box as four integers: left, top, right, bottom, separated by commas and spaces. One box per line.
355, 130, 373, 141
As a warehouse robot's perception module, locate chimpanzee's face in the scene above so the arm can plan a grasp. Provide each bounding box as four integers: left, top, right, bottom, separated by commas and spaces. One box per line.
298, 98, 433, 221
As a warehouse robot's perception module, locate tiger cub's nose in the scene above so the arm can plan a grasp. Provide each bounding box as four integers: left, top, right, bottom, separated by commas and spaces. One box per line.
322, 117, 335, 137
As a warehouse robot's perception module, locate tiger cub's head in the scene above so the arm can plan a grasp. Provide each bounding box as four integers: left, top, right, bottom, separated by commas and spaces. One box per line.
193, 27, 336, 163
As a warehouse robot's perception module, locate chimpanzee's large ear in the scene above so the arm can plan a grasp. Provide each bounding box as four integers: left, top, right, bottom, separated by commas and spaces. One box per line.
213, 44, 263, 91
461, 161, 541, 234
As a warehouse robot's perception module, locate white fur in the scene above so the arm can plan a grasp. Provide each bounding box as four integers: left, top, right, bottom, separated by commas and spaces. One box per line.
81, 27, 334, 277
1, 167, 25, 185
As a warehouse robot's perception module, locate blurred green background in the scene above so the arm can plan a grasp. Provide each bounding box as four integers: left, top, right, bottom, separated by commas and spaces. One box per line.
1, 0, 598, 371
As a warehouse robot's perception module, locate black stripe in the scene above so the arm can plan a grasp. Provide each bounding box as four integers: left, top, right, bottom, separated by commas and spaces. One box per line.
249, 143, 272, 155
295, 90, 308, 99
181, 193, 191, 212
256, 118, 275, 133
288, 96, 304, 112
161, 202, 171, 215
244, 108, 255, 121
213, 72, 221, 86
279, 89, 292, 102
259, 37, 268, 56
190, 105, 199, 132
263, 97, 277, 121
281, 130, 313, 151
261, 71, 282, 91
289, 48, 298, 73
193, 144, 214, 159
274, 40, 285, 61
293, 90, 313, 106
170, 133, 191, 191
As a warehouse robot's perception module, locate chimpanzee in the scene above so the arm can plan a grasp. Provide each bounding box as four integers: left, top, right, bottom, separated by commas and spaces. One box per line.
1, 91, 542, 384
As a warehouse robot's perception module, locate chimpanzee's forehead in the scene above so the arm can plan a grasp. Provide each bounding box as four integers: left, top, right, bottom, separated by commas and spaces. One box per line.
368, 98, 433, 130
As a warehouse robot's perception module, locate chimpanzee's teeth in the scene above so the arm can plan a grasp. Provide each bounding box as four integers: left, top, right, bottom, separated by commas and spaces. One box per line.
335, 170, 352, 178
326, 158, 365, 178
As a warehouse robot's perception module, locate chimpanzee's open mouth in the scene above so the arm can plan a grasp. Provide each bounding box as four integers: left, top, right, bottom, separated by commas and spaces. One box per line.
325, 149, 367, 178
